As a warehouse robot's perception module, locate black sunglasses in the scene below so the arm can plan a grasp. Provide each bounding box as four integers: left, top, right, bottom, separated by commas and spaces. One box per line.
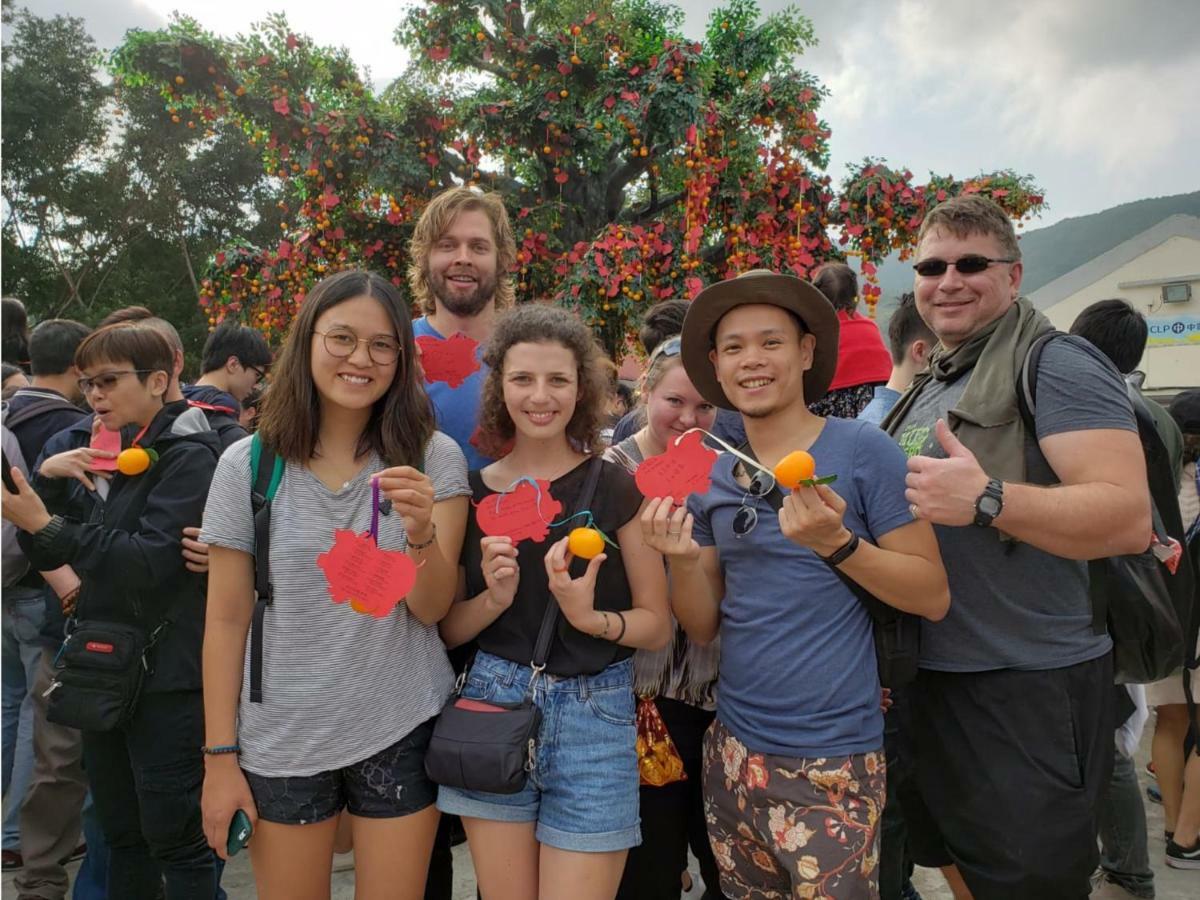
912, 255, 1016, 277
732, 466, 777, 538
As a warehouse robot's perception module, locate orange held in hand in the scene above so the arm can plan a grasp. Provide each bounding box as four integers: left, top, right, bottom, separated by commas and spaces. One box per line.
117, 447, 152, 476
773, 450, 816, 490
567, 527, 605, 560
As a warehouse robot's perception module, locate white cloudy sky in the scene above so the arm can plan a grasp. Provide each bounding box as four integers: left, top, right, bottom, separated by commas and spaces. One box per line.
13, 0, 1200, 226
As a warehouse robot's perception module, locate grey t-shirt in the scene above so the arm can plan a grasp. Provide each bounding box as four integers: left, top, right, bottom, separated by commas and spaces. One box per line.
891, 336, 1135, 672
201, 432, 469, 776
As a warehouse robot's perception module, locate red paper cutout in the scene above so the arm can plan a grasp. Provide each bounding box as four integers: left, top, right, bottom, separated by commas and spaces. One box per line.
415, 332, 481, 388
88, 425, 121, 472
474, 479, 562, 543
316, 529, 418, 618
635, 431, 719, 503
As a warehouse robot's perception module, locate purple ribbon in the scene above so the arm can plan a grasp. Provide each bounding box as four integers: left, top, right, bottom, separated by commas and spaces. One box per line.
370, 477, 381, 543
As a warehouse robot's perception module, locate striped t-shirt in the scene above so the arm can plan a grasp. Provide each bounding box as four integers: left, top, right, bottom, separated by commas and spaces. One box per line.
200, 431, 469, 776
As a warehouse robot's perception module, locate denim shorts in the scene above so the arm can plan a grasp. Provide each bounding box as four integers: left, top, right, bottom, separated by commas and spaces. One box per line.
246, 718, 437, 825
437, 651, 640, 852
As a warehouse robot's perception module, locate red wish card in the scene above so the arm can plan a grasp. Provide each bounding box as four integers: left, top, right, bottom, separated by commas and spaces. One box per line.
415, 333, 481, 388
317, 529, 418, 618
474, 479, 562, 543
88, 425, 122, 472
635, 430, 719, 504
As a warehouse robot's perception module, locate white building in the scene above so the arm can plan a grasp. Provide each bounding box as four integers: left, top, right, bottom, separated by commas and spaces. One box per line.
1030, 214, 1200, 396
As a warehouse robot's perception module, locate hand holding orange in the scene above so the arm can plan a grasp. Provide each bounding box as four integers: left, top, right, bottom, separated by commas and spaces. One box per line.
772, 450, 837, 490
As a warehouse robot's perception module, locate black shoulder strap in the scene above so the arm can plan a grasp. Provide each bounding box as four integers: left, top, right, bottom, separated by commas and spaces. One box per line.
738, 441, 892, 620
530, 456, 605, 668
248, 441, 278, 704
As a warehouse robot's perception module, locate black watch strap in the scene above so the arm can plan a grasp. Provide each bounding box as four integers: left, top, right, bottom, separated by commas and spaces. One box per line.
973, 478, 1004, 527
819, 531, 860, 566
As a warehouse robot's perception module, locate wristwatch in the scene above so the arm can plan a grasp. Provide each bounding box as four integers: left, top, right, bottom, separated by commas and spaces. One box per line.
973, 478, 1004, 527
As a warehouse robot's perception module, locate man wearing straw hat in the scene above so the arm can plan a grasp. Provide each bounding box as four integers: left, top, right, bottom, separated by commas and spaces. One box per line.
641, 270, 950, 899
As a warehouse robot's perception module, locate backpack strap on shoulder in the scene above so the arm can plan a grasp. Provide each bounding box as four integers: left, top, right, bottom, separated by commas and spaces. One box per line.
248, 433, 283, 703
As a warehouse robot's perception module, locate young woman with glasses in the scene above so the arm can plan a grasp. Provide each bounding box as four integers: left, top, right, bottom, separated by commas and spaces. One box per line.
197, 270, 470, 900
437, 303, 670, 900
2, 323, 222, 898
603, 336, 729, 900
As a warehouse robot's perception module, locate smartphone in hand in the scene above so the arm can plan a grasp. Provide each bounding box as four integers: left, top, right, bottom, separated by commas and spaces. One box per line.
226, 809, 253, 857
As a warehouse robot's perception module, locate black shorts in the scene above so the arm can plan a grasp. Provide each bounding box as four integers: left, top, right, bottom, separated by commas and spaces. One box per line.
246, 718, 437, 825
896, 653, 1114, 900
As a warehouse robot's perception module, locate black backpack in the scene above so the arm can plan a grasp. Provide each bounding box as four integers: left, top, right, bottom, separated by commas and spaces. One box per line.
1017, 333, 1196, 685
741, 441, 921, 689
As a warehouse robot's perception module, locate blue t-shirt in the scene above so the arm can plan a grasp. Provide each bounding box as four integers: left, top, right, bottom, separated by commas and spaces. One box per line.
688, 416, 915, 757
412, 316, 493, 471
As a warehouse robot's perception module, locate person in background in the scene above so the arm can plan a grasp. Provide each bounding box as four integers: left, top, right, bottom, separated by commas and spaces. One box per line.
5, 322, 222, 898
190, 321, 273, 421
2, 319, 91, 884
610, 299, 746, 448
859, 293, 935, 427
408, 186, 516, 471
604, 334, 727, 900
1068, 298, 1171, 898
2, 363, 30, 398
2, 298, 31, 373
238, 386, 264, 432
407, 185, 519, 899
810, 263, 892, 419
1142, 388, 1200, 872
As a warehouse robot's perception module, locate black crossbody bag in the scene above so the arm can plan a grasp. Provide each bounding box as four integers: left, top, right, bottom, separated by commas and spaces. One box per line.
425, 456, 604, 794
45, 618, 166, 732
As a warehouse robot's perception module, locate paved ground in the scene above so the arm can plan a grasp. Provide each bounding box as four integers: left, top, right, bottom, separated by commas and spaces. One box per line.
5, 725, 1197, 898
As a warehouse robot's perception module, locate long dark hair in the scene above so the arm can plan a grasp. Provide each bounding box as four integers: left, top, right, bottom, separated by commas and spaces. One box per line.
476, 304, 609, 458
256, 270, 434, 467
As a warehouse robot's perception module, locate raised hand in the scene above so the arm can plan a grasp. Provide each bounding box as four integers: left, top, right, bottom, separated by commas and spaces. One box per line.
905, 419, 990, 526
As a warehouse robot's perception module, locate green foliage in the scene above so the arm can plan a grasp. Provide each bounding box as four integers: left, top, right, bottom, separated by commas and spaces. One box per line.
6, 0, 1046, 362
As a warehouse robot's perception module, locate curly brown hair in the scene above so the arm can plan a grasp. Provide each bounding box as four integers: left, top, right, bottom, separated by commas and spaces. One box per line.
407, 187, 517, 316
257, 270, 434, 467
475, 304, 609, 458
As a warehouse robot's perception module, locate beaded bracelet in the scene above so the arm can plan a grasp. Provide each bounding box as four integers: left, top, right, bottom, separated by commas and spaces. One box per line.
201, 744, 240, 756
408, 524, 437, 551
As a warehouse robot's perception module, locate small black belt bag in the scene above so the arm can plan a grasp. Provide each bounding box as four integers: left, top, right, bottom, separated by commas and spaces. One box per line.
45, 617, 165, 732
425, 457, 604, 794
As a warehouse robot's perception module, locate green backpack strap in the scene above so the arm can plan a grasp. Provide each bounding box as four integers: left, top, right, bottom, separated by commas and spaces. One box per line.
248, 432, 283, 704
249, 433, 284, 505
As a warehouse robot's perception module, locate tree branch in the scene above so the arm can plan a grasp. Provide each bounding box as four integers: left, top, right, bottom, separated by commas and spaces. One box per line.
630, 189, 685, 223
604, 155, 650, 220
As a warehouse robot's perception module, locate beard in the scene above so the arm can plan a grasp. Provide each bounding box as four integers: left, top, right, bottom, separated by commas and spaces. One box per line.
430, 269, 498, 317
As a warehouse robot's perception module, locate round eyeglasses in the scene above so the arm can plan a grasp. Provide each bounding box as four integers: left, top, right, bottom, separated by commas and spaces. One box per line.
314, 328, 401, 366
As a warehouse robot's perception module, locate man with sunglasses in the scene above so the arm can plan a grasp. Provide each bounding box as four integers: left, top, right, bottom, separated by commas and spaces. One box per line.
642, 270, 950, 899
881, 196, 1151, 900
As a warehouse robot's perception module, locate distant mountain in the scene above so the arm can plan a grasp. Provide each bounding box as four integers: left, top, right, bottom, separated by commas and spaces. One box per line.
869, 190, 1200, 327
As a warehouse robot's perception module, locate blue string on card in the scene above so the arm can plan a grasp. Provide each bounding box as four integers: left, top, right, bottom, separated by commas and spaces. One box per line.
492, 475, 619, 549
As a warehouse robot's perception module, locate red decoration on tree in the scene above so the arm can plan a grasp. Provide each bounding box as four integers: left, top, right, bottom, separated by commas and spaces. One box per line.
415, 332, 481, 388
474, 479, 562, 544
635, 431, 718, 504
316, 529, 418, 618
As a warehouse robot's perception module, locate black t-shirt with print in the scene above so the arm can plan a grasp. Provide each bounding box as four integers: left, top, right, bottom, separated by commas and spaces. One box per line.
462, 457, 643, 676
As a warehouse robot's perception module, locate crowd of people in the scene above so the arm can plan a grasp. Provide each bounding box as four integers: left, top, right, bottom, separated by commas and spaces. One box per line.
2, 188, 1198, 900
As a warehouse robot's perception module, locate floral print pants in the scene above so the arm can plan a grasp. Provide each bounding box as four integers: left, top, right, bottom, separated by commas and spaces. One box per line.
702, 719, 886, 900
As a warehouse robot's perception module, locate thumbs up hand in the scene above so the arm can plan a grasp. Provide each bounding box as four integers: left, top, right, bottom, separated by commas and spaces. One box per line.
904, 419, 991, 527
